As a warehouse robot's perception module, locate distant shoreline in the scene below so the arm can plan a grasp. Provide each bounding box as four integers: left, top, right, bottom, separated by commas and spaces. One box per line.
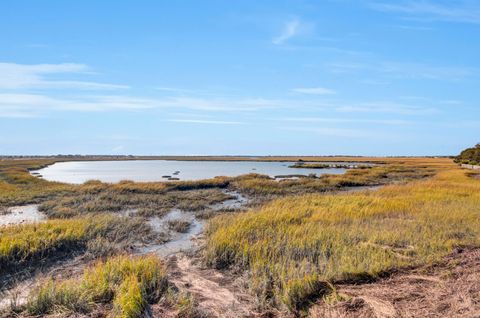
1, 154, 453, 164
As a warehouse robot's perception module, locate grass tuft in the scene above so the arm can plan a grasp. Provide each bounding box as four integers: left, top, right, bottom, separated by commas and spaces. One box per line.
27, 255, 168, 317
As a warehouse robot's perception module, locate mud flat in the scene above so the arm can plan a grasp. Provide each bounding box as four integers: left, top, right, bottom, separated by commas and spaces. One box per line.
0, 205, 44, 226
138, 191, 248, 257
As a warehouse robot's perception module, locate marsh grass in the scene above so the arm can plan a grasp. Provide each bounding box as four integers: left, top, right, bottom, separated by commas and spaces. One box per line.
204, 161, 480, 314
0, 206, 10, 215
232, 164, 435, 196
0, 215, 155, 272
174, 292, 212, 318
0, 170, 73, 206
39, 187, 233, 218
26, 255, 169, 317
289, 163, 371, 169
167, 219, 192, 233
195, 207, 243, 220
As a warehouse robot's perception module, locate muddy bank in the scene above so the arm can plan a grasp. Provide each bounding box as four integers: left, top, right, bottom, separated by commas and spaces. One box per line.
137, 190, 248, 257
140, 210, 204, 257
0, 205, 44, 227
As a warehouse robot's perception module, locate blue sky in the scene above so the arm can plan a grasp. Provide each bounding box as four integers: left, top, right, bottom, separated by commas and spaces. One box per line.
1, 0, 479, 156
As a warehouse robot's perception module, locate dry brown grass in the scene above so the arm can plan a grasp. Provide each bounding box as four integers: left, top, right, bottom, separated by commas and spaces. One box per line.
309, 248, 480, 318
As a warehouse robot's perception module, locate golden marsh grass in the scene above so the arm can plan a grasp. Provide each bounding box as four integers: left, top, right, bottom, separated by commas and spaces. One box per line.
205, 159, 479, 313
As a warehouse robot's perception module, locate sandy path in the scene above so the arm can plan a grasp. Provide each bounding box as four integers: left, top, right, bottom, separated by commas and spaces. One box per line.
168, 254, 257, 317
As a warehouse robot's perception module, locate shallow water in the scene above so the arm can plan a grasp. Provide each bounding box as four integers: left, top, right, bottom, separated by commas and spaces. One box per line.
0, 205, 44, 226
138, 191, 248, 257
141, 210, 204, 257
31, 160, 347, 184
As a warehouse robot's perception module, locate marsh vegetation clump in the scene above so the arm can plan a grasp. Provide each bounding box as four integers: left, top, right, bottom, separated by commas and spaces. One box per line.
25, 255, 169, 317
0, 206, 10, 215
195, 207, 242, 220
204, 164, 480, 315
0, 215, 157, 273
167, 219, 192, 233
289, 162, 371, 169
38, 188, 233, 218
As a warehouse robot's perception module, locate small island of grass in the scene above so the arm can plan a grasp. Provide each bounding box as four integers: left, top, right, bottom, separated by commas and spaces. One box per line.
289, 162, 372, 169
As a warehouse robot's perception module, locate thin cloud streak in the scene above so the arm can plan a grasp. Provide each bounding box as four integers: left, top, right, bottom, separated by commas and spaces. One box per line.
274, 117, 410, 125
370, 1, 480, 24
0, 62, 129, 90
282, 126, 375, 138
168, 119, 245, 125
292, 87, 336, 95
325, 61, 473, 81
0, 92, 438, 118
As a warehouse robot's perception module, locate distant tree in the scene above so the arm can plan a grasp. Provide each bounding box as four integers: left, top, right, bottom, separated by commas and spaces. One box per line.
455, 143, 480, 165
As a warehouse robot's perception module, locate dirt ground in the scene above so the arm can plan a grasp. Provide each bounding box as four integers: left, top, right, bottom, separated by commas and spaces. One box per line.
164, 254, 260, 317
310, 248, 480, 318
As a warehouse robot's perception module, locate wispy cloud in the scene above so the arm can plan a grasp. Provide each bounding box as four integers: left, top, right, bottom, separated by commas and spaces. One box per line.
282, 126, 375, 138
292, 87, 336, 95
335, 101, 435, 115
0, 93, 156, 117
0, 93, 287, 117
325, 61, 473, 81
272, 19, 301, 45
0, 91, 438, 118
274, 117, 410, 125
156, 97, 285, 112
0, 62, 129, 90
168, 119, 245, 125
156, 87, 202, 94
380, 61, 473, 80
370, 1, 480, 24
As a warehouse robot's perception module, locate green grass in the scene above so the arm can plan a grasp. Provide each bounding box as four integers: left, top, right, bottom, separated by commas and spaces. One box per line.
26, 254, 169, 317
204, 161, 480, 314
0, 215, 155, 272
